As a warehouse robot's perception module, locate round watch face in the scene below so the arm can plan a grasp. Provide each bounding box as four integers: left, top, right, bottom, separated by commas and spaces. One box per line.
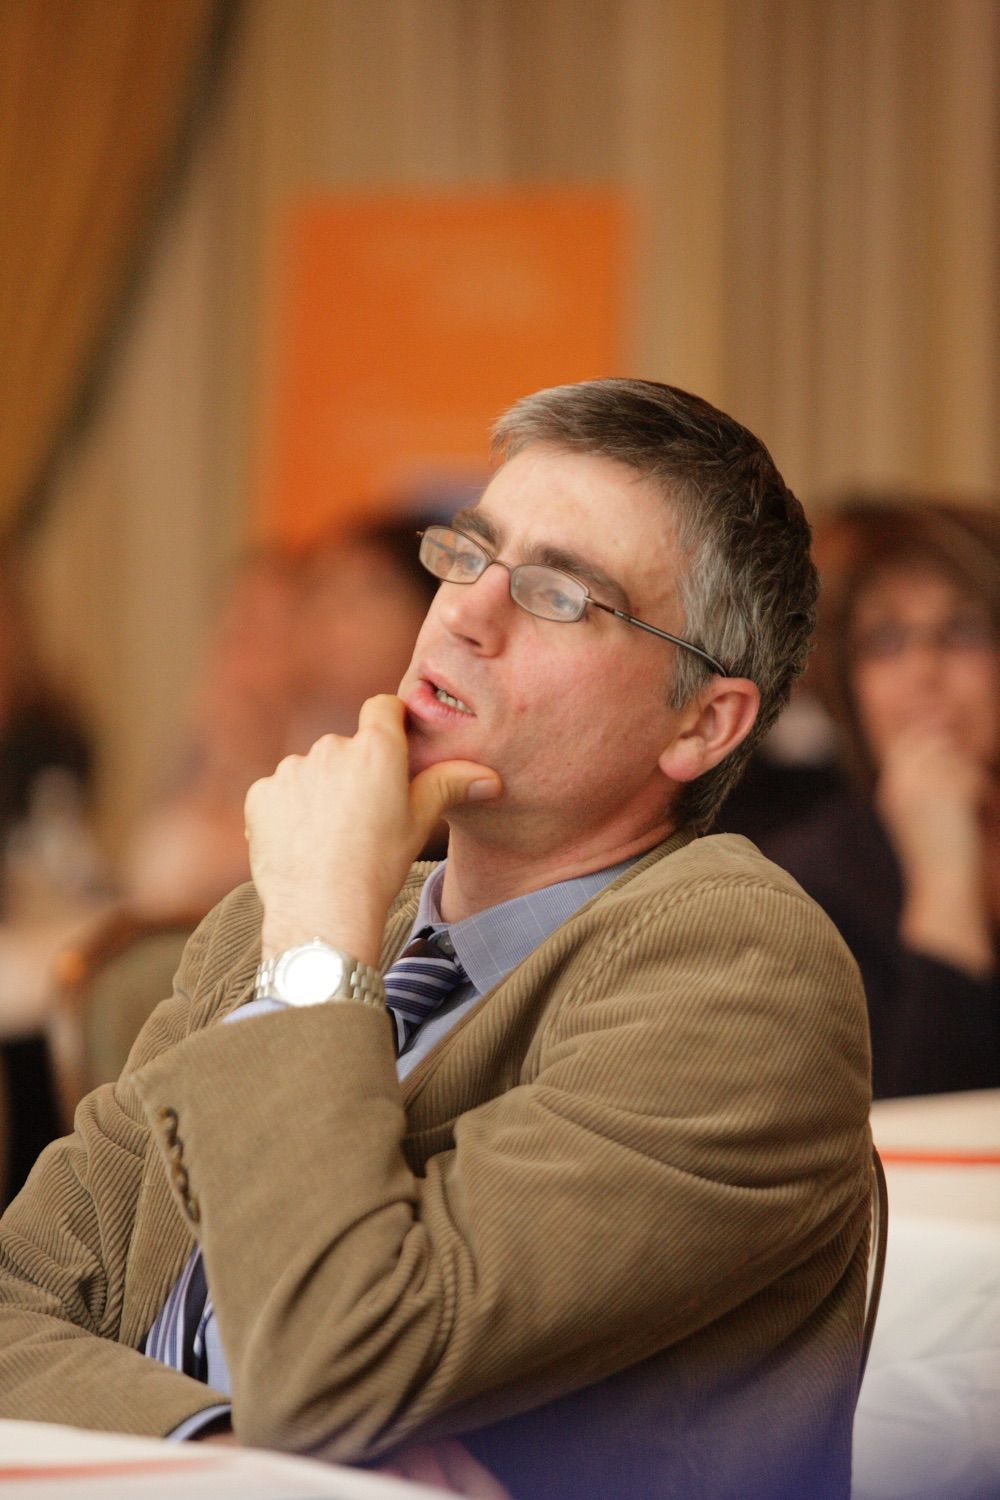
276, 943, 347, 1006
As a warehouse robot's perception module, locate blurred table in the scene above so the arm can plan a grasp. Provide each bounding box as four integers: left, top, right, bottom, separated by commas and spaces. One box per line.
853, 1090, 1000, 1500
0, 1420, 452, 1499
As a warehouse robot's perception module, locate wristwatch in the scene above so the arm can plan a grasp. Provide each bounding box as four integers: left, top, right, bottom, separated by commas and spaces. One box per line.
254, 940, 385, 1009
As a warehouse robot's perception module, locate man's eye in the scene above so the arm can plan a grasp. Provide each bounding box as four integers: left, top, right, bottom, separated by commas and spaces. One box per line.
453, 548, 484, 578
535, 583, 580, 618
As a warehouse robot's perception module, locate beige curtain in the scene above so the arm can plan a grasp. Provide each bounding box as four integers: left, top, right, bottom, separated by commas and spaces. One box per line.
0, 0, 223, 543
17, 0, 1000, 854
722, 0, 1000, 501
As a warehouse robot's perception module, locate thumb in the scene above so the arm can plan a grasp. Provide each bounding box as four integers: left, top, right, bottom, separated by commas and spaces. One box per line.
410, 759, 502, 831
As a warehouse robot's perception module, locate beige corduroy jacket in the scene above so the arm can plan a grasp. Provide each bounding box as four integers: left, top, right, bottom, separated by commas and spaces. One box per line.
0, 830, 872, 1500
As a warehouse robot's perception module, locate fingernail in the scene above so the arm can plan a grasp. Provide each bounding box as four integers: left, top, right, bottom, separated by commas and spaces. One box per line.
467, 778, 500, 801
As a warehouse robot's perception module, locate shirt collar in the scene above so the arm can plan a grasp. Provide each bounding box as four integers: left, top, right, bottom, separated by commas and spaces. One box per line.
409, 856, 640, 998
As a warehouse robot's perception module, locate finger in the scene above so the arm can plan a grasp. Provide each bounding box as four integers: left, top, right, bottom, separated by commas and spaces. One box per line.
243, 776, 269, 827
410, 760, 502, 830
356, 695, 410, 774
379, 1440, 511, 1498
357, 693, 407, 732
437, 1438, 514, 1499
377, 1448, 451, 1485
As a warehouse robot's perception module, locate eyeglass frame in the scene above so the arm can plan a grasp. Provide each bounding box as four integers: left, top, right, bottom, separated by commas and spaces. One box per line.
417, 525, 727, 676
850, 613, 996, 663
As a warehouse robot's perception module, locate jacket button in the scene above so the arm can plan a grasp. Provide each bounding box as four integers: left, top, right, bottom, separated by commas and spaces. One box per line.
171, 1164, 189, 1195
185, 1195, 201, 1224
156, 1106, 179, 1148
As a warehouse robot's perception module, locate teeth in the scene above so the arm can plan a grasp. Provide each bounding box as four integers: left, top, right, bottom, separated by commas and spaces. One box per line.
434, 687, 472, 714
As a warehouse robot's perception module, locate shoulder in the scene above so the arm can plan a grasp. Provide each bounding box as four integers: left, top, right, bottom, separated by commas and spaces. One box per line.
527, 831, 871, 1137
601, 827, 831, 917
562, 830, 867, 1038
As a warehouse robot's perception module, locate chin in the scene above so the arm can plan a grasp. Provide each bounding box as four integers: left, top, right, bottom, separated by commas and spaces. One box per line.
406, 736, 446, 780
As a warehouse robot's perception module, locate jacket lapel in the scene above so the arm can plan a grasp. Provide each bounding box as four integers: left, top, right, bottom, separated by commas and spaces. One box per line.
397, 831, 695, 1135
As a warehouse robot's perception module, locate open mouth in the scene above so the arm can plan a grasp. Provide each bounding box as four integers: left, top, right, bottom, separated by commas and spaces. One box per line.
432, 684, 473, 715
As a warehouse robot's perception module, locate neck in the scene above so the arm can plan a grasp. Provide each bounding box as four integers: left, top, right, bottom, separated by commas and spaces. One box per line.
438, 816, 680, 921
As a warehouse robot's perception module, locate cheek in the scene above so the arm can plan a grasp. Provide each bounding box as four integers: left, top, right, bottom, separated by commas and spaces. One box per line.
545, 665, 662, 760
406, 609, 441, 664
957, 659, 1000, 756
497, 658, 596, 762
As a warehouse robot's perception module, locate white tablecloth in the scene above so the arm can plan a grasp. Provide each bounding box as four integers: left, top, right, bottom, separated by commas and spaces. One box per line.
0, 1420, 452, 1499
854, 1090, 1000, 1500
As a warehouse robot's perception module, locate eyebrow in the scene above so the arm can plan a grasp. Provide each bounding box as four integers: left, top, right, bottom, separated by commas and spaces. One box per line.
450, 507, 632, 612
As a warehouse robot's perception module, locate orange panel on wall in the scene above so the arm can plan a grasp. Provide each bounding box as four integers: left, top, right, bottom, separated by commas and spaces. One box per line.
256, 191, 627, 546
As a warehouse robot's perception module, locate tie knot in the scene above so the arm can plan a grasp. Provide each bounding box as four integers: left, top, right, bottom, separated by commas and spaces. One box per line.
384, 926, 467, 1055
401, 925, 457, 961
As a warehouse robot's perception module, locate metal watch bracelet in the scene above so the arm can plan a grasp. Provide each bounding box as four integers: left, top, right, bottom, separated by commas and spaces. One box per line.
254, 942, 386, 1008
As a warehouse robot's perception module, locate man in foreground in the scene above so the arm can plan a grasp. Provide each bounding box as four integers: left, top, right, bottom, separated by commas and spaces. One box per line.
0, 380, 871, 1499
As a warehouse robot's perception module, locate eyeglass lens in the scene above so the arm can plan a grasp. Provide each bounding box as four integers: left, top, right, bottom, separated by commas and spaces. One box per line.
419, 527, 587, 623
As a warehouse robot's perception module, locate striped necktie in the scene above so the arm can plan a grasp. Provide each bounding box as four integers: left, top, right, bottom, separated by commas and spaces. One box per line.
384, 925, 467, 1055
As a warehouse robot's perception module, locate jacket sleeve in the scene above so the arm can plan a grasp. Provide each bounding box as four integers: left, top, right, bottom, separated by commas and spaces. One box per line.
0, 902, 235, 1436
132, 873, 872, 1460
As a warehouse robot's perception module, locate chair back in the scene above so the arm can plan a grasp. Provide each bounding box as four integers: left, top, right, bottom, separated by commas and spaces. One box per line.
860, 1143, 889, 1384
51, 908, 200, 1126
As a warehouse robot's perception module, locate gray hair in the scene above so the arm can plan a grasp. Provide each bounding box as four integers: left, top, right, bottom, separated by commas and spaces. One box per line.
492, 378, 817, 832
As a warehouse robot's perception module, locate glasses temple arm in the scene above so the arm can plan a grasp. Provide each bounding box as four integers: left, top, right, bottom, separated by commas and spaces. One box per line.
601, 604, 727, 676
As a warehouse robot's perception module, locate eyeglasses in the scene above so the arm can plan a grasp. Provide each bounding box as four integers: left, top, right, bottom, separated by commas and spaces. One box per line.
417, 525, 727, 675
851, 615, 996, 663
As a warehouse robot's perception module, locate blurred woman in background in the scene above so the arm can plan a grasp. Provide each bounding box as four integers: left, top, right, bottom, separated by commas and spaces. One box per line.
772, 500, 1000, 1098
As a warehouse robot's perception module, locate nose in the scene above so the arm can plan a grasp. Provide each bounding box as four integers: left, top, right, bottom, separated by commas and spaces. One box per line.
435, 561, 513, 653
896, 631, 948, 687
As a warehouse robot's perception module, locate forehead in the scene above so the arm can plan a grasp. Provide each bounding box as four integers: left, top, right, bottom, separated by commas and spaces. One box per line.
470, 446, 682, 607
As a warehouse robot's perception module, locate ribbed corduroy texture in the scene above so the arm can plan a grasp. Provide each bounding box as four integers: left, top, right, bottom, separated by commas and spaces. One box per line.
0, 833, 872, 1500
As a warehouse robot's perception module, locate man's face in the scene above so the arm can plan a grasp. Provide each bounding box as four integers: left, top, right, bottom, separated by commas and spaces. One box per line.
398, 444, 692, 851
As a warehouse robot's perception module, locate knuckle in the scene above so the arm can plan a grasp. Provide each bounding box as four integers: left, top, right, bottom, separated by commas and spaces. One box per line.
361, 717, 397, 748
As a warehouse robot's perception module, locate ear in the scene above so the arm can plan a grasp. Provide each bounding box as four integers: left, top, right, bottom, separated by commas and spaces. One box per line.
657, 678, 760, 785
